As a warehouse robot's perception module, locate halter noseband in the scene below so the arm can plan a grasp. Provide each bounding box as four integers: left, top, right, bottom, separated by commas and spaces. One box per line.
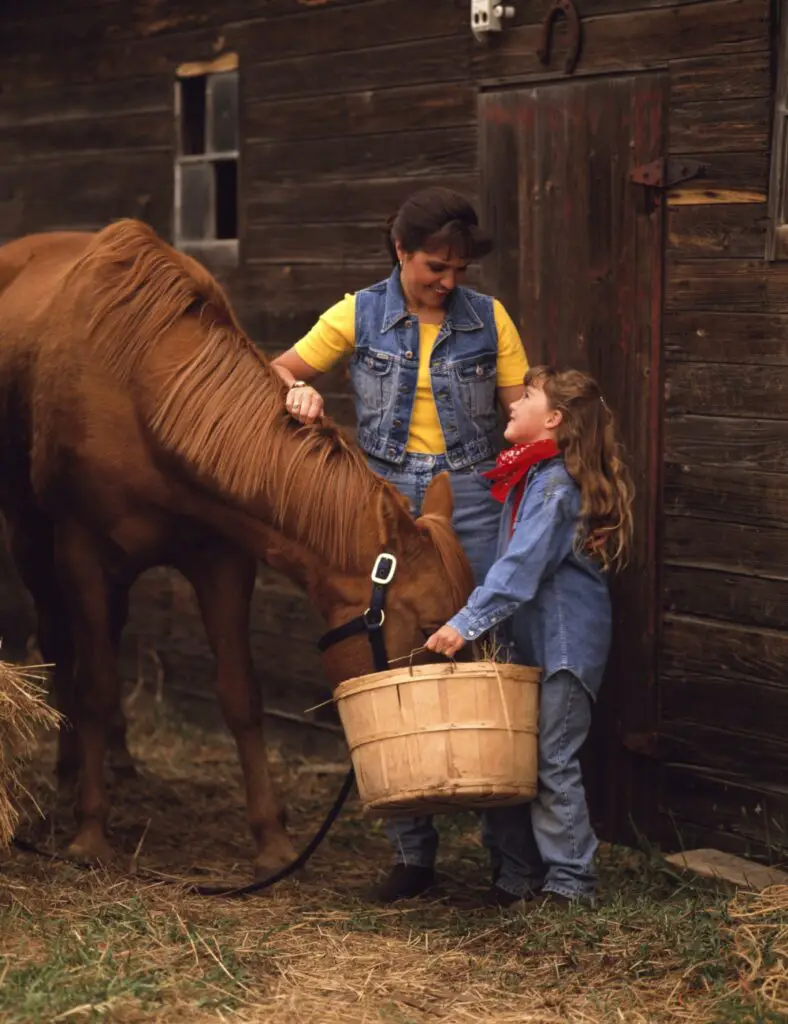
317, 552, 397, 673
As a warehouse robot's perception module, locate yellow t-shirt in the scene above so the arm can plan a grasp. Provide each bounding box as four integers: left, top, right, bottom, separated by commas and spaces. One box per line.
294, 294, 528, 454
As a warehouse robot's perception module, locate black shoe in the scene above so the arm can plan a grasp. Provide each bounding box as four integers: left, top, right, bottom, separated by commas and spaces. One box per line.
458, 884, 536, 910
377, 864, 436, 903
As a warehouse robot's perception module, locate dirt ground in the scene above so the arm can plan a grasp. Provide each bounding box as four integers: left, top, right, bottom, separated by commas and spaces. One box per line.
0, 693, 785, 1024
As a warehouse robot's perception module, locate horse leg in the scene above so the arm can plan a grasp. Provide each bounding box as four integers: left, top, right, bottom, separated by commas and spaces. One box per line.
54, 522, 123, 865
180, 543, 297, 876
4, 515, 78, 792
106, 588, 138, 781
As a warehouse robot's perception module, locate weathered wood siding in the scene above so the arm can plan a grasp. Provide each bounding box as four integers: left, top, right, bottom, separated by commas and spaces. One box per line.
0, 0, 785, 855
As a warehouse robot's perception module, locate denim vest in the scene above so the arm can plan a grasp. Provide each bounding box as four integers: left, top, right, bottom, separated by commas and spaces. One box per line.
348, 268, 499, 470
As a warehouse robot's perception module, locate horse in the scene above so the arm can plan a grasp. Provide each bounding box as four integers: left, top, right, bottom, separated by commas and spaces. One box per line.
0, 219, 473, 874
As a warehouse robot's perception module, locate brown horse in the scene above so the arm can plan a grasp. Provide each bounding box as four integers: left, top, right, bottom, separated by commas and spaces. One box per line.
0, 220, 473, 873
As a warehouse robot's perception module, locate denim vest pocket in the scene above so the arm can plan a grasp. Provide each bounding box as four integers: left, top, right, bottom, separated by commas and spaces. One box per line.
352, 347, 396, 410
452, 354, 498, 419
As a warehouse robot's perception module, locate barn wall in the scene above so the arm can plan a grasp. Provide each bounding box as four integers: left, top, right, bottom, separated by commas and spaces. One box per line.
1, 0, 786, 855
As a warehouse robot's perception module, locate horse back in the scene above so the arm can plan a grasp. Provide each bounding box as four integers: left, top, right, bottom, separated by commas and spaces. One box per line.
0, 231, 94, 306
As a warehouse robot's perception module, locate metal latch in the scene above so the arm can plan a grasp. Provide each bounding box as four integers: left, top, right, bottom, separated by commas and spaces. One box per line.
630, 158, 706, 190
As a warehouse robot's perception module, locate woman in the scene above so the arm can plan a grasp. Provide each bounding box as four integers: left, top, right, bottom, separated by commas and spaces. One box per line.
272, 187, 528, 902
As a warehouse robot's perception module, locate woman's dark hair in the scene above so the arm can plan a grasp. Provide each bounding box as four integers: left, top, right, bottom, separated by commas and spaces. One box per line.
384, 187, 494, 265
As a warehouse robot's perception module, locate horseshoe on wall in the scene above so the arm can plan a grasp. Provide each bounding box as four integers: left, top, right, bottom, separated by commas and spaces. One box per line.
537, 0, 582, 75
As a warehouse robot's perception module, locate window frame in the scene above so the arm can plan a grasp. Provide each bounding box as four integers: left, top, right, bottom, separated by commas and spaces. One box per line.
173, 53, 240, 266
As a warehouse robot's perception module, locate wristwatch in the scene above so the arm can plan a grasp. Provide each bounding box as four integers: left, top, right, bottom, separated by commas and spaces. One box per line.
289, 380, 308, 390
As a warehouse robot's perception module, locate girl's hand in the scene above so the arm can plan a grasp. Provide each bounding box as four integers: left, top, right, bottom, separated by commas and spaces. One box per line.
286, 384, 324, 425
425, 625, 466, 657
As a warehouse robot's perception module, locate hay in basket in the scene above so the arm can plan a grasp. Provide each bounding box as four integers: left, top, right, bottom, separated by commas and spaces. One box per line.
335, 656, 541, 817
0, 649, 60, 847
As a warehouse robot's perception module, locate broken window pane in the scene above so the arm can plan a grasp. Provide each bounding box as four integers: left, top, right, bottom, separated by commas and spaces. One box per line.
213, 159, 238, 239
179, 75, 206, 156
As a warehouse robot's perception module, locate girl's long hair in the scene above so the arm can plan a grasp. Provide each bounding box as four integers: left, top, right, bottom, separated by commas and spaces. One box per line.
527, 366, 635, 572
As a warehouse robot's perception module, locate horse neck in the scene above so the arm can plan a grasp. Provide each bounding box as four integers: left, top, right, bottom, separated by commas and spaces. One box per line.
143, 317, 394, 574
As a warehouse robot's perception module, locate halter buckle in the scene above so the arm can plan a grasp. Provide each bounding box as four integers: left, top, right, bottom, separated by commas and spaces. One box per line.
371, 553, 397, 586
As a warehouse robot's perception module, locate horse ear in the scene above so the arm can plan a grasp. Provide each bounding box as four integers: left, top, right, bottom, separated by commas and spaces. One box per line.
421, 472, 454, 521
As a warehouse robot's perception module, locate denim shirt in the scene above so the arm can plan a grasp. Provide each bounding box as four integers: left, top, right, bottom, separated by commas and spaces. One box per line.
448, 458, 612, 699
349, 267, 499, 470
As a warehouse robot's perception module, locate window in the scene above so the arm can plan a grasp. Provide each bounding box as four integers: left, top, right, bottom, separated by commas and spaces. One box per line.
174, 54, 239, 261
768, 1, 788, 259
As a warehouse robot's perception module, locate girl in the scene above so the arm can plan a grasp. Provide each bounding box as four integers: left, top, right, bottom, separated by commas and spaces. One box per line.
426, 366, 634, 908
273, 187, 528, 902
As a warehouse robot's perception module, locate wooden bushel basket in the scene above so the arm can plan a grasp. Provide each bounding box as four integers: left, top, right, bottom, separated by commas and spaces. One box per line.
335, 661, 540, 816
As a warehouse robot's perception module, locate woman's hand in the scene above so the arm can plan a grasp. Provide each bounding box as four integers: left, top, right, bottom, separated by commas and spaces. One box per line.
286, 384, 324, 425
425, 625, 466, 658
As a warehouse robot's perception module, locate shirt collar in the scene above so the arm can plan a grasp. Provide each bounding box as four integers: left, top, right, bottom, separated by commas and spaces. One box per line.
380, 266, 484, 333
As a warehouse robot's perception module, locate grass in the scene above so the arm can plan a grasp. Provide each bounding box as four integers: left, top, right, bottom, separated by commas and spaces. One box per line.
0, 694, 785, 1023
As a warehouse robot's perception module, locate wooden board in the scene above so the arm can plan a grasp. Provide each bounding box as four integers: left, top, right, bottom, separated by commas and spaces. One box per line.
664, 515, 788, 578
668, 48, 771, 102
656, 716, 788, 783
658, 766, 788, 856
236, 0, 466, 61
664, 311, 788, 363
667, 204, 768, 257
244, 36, 470, 101
0, 152, 173, 240
664, 849, 788, 889
664, 463, 788, 529
670, 97, 770, 154
666, 415, 788, 471
244, 127, 477, 184
664, 564, 788, 630
668, 258, 788, 312
245, 83, 475, 143
667, 362, 788, 419
246, 173, 478, 224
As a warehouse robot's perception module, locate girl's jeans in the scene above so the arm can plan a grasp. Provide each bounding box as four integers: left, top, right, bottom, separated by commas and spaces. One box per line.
483, 670, 598, 900
367, 452, 501, 875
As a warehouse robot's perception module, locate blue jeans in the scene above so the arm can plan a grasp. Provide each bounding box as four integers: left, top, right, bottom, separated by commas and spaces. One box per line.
482, 670, 598, 899
366, 452, 501, 870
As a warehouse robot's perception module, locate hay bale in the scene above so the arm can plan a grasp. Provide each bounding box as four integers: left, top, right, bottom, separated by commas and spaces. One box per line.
0, 651, 61, 846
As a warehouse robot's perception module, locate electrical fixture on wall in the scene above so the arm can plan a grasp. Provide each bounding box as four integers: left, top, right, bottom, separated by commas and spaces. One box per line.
471, 0, 515, 40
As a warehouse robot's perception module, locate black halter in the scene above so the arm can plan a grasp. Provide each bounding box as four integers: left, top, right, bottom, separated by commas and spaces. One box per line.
317, 552, 397, 673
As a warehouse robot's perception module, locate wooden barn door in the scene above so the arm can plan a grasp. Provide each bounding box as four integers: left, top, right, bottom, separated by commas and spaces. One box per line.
480, 75, 667, 843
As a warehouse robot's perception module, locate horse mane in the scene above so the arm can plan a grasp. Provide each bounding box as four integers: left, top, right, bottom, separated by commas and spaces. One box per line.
63, 218, 401, 569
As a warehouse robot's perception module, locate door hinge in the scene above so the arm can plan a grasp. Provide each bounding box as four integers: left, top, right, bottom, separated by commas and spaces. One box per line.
629, 158, 706, 190
621, 730, 661, 758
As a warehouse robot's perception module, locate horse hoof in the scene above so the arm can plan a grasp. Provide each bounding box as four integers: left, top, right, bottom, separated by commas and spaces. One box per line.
66, 835, 115, 868
253, 837, 299, 880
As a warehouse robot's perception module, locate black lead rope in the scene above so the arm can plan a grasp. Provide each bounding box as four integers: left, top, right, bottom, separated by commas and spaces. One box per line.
11, 553, 397, 899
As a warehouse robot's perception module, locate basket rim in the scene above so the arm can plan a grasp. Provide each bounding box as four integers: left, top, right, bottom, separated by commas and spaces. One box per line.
334, 659, 542, 701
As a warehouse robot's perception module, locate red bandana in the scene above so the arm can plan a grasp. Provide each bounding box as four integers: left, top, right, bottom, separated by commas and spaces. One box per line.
482, 439, 561, 531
